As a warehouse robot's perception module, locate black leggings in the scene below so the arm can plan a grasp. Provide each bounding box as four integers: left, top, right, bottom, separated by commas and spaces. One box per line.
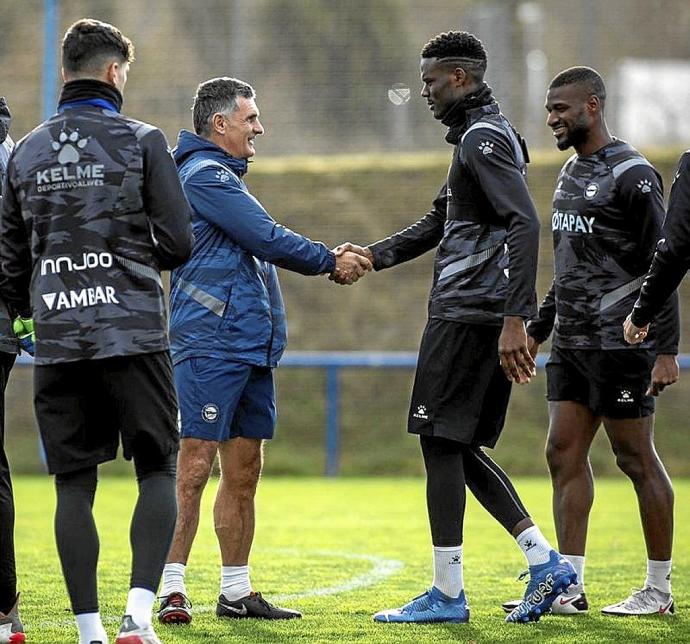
421, 435, 529, 547
0, 352, 16, 614
54, 453, 177, 614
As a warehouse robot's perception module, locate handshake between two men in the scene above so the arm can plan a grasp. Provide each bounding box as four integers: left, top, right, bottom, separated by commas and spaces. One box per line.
329, 242, 373, 285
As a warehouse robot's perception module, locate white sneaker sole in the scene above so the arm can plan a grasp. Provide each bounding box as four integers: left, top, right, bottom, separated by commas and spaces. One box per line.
601, 600, 674, 617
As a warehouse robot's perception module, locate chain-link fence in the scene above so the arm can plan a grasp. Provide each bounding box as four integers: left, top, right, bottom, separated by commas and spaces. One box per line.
2, 0, 690, 154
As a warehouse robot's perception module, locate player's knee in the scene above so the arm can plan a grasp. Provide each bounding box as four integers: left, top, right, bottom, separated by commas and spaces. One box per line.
174, 445, 215, 486
180, 459, 214, 493
545, 437, 570, 471
55, 466, 98, 492
546, 442, 590, 485
133, 452, 177, 483
229, 465, 261, 493
613, 449, 645, 481
666, 483, 675, 505
221, 460, 262, 499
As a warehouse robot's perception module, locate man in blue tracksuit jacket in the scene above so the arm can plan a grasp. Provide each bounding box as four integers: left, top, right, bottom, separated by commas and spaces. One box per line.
158, 77, 372, 625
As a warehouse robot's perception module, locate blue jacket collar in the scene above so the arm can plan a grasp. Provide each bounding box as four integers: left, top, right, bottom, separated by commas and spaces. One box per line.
174, 130, 249, 177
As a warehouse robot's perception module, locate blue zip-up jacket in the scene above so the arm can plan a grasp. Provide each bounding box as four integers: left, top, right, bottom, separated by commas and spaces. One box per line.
170, 130, 336, 367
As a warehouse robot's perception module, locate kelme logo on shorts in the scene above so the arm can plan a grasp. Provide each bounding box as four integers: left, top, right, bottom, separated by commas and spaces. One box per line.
617, 389, 634, 404
412, 404, 429, 420
202, 403, 220, 423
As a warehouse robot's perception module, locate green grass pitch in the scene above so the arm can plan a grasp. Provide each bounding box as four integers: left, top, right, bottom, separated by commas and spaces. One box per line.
14, 476, 689, 643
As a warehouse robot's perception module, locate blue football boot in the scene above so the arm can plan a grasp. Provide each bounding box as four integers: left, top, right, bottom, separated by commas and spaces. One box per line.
373, 587, 469, 623
505, 550, 577, 623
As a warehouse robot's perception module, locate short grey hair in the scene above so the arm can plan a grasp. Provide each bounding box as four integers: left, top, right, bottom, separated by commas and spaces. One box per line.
192, 77, 255, 136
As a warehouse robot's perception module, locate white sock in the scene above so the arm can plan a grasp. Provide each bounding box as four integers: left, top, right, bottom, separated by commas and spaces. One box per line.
220, 565, 251, 601
432, 545, 464, 598
646, 559, 672, 594
562, 554, 585, 594
516, 526, 553, 566
160, 562, 187, 597
76, 612, 108, 644
124, 587, 156, 629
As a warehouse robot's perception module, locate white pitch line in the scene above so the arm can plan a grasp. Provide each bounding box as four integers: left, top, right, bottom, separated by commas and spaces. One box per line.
34, 548, 404, 627
179, 548, 404, 614
274, 549, 404, 600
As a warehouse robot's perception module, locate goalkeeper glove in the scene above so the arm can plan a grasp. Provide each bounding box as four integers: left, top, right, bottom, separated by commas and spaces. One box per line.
13, 316, 35, 356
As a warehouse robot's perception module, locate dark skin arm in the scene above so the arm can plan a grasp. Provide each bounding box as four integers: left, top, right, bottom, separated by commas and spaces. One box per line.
649, 354, 679, 396
498, 316, 536, 384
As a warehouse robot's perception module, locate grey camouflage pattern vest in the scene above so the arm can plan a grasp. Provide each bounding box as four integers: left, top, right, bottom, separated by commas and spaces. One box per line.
550, 140, 664, 349
429, 110, 535, 324
8, 108, 169, 363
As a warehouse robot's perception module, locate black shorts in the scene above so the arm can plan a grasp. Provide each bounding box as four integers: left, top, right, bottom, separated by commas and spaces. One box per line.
34, 351, 179, 475
546, 346, 655, 418
408, 319, 511, 447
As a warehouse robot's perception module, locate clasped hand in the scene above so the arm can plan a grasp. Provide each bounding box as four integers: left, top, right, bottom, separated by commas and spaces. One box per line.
329, 242, 374, 285
623, 314, 649, 345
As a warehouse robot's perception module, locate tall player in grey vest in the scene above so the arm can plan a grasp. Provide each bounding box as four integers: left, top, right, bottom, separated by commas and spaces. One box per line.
0, 20, 193, 644
503, 67, 679, 617
337, 31, 576, 624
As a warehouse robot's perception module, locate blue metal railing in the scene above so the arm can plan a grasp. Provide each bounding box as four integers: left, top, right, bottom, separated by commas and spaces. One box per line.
42, 0, 59, 121
282, 351, 690, 475
281, 352, 418, 476
18, 351, 690, 476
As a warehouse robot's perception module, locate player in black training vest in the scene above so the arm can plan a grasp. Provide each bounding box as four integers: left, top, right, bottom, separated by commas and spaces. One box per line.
0, 19, 193, 644
625, 151, 690, 342
503, 67, 679, 618
338, 31, 576, 624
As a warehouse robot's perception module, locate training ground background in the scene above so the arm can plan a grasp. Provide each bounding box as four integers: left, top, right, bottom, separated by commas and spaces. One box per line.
3, 3, 690, 641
